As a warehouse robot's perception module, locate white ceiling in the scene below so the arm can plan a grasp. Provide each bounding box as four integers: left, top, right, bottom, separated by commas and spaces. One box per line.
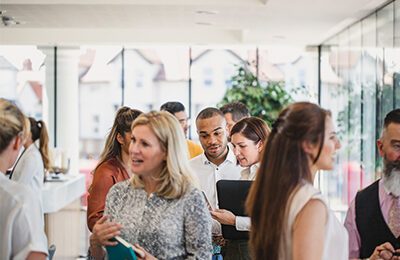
0, 0, 389, 46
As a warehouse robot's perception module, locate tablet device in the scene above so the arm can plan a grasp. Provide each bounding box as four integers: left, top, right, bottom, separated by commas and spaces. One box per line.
216, 180, 253, 240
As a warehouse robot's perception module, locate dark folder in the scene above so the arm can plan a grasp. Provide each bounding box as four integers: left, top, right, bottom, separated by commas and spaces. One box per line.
216, 180, 253, 240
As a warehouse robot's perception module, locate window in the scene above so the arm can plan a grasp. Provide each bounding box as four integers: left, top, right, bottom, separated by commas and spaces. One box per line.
203, 68, 213, 86
78, 46, 122, 172
319, 0, 400, 222
0, 46, 45, 118
135, 69, 144, 88
123, 47, 189, 113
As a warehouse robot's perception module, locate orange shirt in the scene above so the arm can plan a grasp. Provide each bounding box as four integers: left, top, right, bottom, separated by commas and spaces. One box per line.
87, 157, 130, 232
187, 139, 203, 159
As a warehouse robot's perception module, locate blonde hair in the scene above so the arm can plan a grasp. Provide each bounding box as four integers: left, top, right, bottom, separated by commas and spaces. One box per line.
130, 111, 198, 199
0, 98, 28, 154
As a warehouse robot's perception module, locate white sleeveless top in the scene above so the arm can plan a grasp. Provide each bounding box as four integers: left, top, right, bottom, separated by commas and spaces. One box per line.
280, 183, 348, 260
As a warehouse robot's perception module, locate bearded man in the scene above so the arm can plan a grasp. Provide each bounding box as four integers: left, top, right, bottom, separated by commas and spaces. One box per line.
345, 109, 400, 260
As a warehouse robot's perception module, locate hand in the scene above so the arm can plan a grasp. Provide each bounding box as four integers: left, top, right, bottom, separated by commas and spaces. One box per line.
370, 242, 400, 260
210, 209, 236, 226
90, 215, 123, 247
135, 244, 158, 260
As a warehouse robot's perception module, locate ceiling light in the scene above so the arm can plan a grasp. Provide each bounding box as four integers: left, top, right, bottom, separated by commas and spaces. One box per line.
196, 22, 213, 26
1, 16, 20, 26
195, 10, 219, 15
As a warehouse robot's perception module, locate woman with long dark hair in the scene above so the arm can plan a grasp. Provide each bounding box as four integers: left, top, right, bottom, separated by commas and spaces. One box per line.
246, 102, 348, 260
87, 107, 142, 232
11, 117, 50, 198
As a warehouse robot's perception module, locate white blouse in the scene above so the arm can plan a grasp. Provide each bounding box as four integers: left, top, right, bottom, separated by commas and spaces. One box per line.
280, 183, 348, 260
235, 163, 259, 231
11, 144, 45, 204
0, 173, 48, 260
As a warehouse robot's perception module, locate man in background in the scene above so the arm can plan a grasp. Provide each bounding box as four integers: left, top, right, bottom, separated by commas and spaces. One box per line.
345, 108, 400, 260
219, 101, 250, 140
160, 101, 203, 159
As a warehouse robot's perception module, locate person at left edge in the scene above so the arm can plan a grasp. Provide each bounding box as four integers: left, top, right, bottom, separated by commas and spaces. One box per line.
0, 98, 48, 260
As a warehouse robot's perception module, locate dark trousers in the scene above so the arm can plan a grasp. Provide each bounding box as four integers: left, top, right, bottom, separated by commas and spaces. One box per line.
222, 239, 252, 260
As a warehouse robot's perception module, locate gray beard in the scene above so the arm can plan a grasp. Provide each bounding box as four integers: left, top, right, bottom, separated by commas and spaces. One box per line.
382, 160, 400, 196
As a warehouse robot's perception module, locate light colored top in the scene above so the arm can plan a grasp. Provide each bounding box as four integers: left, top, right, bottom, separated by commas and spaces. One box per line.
0, 172, 48, 260
186, 139, 203, 159
344, 180, 396, 258
280, 183, 348, 260
235, 163, 259, 231
87, 157, 130, 231
239, 163, 259, 181
11, 144, 44, 205
189, 147, 242, 235
104, 180, 212, 260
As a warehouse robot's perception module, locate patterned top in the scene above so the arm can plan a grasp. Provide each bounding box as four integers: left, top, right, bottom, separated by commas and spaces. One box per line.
104, 179, 213, 260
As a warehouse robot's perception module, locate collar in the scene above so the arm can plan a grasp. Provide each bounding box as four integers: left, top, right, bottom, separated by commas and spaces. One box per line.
249, 163, 260, 173
201, 145, 237, 166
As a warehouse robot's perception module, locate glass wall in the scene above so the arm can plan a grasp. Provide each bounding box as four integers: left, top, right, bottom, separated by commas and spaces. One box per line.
78, 46, 123, 174
319, 0, 400, 220
0, 44, 318, 175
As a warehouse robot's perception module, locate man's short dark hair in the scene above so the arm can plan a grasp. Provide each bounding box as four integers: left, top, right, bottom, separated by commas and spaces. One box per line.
196, 107, 224, 121
383, 108, 400, 129
160, 101, 185, 115
219, 101, 250, 122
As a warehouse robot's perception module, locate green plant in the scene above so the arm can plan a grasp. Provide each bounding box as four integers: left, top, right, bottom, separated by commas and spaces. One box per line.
218, 65, 293, 126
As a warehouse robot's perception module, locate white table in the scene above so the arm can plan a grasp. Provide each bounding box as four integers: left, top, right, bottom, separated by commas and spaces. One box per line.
42, 173, 86, 259
42, 173, 86, 214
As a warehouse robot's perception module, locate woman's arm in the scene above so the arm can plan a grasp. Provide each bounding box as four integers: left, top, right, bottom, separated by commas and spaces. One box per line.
209, 209, 251, 231
184, 190, 213, 260
87, 163, 117, 232
89, 183, 125, 260
292, 198, 327, 260
26, 252, 47, 260
89, 215, 123, 260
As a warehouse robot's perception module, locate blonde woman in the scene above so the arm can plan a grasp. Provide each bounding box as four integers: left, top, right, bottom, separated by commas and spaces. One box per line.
0, 98, 48, 260
89, 111, 212, 260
